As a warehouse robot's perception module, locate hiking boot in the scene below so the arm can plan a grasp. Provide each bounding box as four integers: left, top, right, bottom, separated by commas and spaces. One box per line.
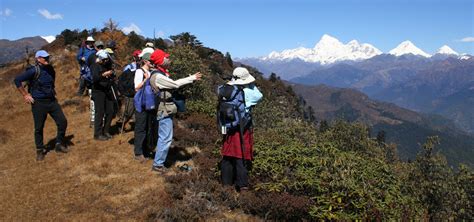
104, 133, 113, 139
36, 149, 45, 161
94, 135, 109, 141
134, 155, 146, 163
151, 165, 167, 174
55, 143, 69, 153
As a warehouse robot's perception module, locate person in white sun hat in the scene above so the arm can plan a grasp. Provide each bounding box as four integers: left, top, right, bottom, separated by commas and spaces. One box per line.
219, 67, 263, 191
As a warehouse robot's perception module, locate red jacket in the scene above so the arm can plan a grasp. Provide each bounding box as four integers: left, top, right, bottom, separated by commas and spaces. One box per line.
221, 128, 254, 160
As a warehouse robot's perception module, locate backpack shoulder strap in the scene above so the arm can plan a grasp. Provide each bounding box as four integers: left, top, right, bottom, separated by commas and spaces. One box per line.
34, 65, 41, 80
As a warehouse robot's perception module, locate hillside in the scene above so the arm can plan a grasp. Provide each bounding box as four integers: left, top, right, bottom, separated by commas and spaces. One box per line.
0, 36, 48, 65
291, 56, 474, 133
290, 83, 474, 167
0, 29, 472, 220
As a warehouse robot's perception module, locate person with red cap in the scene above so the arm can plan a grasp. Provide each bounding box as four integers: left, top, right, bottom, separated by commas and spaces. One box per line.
149, 49, 203, 173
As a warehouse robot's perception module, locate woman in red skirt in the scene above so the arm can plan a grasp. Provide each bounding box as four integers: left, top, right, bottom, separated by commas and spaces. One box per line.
220, 67, 263, 191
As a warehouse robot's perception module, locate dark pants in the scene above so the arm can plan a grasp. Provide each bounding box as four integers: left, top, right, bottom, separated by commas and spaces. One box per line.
221, 156, 250, 188
118, 96, 135, 124
77, 76, 91, 95
134, 110, 157, 156
92, 90, 114, 137
31, 99, 68, 150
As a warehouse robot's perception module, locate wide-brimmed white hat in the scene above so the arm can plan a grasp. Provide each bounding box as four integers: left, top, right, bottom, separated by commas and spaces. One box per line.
96, 49, 110, 60
229, 67, 255, 85
86, 36, 95, 42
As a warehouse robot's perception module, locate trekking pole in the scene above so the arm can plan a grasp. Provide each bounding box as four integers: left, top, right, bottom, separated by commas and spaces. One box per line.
237, 106, 246, 168
120, 98, 129, 134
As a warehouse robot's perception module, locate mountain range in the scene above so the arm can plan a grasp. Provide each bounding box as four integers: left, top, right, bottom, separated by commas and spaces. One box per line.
291, 83, 474, 167
241, 34, 468, 69
0, 36, 54, 66
291, 55, 474, 133
238, 35, 474, 133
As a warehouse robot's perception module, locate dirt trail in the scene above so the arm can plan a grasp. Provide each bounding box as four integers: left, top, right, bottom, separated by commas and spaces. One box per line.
0, 52, 168, 220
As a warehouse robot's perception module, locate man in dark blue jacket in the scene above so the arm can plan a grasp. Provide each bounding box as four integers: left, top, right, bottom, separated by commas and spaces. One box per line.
14, 50, 69, 161
76, 36, 97, 96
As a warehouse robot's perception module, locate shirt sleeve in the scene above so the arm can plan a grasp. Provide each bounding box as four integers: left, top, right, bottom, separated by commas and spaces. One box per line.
13, 68, 36, 88
154, 74, 197, 90
134, 69, 145, 89
243, 85, 263, 109
76, 47, 84, 63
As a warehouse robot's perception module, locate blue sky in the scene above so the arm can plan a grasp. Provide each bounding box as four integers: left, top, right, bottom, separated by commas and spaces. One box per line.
0, 0, 473, 58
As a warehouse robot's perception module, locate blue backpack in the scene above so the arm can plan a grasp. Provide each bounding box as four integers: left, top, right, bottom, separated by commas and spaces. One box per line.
80, 65, 93, 83
78, 47, 96, 83
217, 84, 250, 134
134, 76, 159, 112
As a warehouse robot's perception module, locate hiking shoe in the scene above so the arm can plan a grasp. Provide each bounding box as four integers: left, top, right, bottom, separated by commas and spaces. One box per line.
55, 143, 69, 153
238, 186, 250, 193
104, 133, 113, 139
94, 135, 109, 141
151, 165, 167, 174
36, 150, 45, 161
134, 155, 146, 163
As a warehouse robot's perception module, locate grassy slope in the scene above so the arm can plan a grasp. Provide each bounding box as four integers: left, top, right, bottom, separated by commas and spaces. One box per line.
0, 38, 261, 220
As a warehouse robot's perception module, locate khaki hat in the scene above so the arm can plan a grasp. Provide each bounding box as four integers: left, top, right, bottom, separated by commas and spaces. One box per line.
229, 67, 255, 85
145, 42, 154, 48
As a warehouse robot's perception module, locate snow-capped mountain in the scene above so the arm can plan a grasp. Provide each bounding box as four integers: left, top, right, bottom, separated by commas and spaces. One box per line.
41, 35, 56, 43
388, 40, 431, 57
262, 34, 382, 65
436, 45, 458, 55
459, 54, 472, 60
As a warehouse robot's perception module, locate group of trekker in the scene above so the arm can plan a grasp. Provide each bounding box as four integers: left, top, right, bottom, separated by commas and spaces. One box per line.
13, 36, 263, 191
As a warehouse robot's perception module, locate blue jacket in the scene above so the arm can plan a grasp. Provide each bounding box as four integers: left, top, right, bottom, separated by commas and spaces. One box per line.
123, 62, 138, 72
243, 84, 263, 112
14, 65, 56, 99
76, 46, 96, 65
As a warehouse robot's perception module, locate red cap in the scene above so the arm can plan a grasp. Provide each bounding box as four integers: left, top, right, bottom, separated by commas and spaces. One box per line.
150, 49, 170, 66
132, 50, 142, 57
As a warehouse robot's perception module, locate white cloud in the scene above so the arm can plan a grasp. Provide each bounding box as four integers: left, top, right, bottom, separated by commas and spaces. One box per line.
0, 8, 12, 17
38, 9, 63, 20
460, 37, 474, 42
122, 23, 142, 34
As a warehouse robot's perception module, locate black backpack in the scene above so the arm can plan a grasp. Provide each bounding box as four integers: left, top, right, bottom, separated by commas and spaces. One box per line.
23, 64, 56, 97
118, 68, 141, 98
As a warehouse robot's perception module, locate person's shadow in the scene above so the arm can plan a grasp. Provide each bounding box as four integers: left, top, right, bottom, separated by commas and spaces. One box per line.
45, 134, 75, 154
164, 146, 193, 167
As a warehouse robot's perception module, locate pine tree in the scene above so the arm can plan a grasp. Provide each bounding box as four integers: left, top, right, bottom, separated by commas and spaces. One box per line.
376, 130, 386, 144
225, 52, 233, 67
170, 32, 202, 47
319, 120, 329, 133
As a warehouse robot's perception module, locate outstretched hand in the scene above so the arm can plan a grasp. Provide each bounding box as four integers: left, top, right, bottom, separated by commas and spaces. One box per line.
194, 72, 203, 80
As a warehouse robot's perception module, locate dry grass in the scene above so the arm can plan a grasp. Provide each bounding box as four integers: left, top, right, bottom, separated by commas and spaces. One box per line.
0, 50, 169, 220
0, 45, 259, 221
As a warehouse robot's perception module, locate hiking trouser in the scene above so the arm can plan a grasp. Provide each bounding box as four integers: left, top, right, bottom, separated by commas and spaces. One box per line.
31, 98, 68, 151
221, 156, 249, 188
77, 76, 91, 95
92, 90, 114, 137
120, 96, 135, 123
153, 114, 173, 167
134, 109, 157, 157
